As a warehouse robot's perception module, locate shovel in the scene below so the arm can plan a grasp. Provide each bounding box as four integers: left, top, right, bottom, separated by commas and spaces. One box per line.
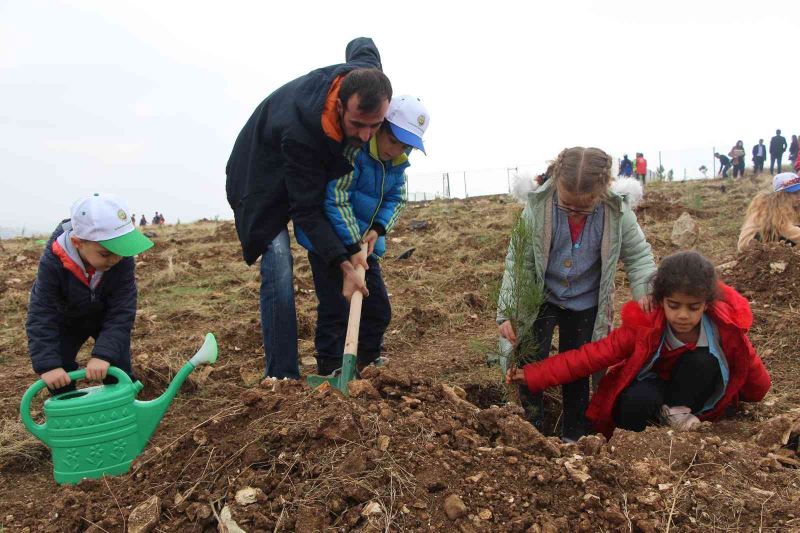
307, 243, 367, 396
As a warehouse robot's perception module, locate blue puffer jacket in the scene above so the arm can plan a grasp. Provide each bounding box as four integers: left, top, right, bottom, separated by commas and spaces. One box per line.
26, 221, 138, 374
296, 136, 408, 258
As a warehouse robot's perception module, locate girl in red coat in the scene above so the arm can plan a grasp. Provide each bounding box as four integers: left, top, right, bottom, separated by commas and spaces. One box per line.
507, 251, 771, 437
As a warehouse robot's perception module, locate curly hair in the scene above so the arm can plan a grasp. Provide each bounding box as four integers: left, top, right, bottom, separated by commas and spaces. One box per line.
651, 251, 719, 303
550, 147, 613, 197
744, 190, 798, 244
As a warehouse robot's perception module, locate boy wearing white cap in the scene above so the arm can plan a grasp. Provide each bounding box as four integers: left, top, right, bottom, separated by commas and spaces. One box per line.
296, 95, 429, 375
26, 193, 154, 392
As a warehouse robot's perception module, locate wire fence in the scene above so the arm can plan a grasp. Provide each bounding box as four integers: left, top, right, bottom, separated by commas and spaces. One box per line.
404, 145, 777, 202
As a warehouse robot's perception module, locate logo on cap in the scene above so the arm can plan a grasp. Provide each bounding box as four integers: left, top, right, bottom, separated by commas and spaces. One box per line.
417, 115, 426, 126
117, 209, 127, 221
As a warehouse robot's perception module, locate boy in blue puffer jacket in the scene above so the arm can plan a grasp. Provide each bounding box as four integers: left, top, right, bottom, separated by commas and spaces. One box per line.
296, 95, 430, 375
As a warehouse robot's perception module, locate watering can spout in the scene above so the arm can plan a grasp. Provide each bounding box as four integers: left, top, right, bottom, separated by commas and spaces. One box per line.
133, 333, 218, 453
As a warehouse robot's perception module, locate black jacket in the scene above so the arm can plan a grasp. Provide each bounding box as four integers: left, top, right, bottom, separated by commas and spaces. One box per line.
770, 135, 787, 156
752, 143, 766, 159
26, 222, 137, 374
226, 38, 383, 265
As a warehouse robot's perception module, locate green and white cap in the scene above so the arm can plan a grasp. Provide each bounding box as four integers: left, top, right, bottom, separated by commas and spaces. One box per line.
70, 193, 154, 256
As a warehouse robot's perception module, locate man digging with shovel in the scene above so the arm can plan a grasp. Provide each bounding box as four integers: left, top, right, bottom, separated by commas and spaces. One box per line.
226, 38, 392, 380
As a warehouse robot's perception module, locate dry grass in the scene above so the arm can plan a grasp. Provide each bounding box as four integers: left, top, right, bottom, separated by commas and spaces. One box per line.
0, 418, 49, 470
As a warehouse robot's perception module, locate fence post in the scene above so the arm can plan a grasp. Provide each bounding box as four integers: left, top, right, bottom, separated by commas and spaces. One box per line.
463, 171, 468, 199
712, 146, 716, 178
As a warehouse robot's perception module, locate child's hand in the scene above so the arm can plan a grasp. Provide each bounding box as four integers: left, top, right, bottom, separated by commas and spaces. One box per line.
86, 358, 110, 381
362, 230, 379, 256
41, 368, 71, 389
505, 367, 526, 385
638, 295, 655, 313
498, 320, 517, 344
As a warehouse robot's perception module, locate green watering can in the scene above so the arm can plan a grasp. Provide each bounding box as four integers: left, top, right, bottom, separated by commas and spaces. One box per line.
20, 333, 218, 485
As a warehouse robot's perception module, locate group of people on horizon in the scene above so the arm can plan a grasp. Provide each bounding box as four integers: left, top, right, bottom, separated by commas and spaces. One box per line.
617, 153, 648, 184
131, 211, 166, 227
23, 38, 796, 454
716, 129, 797, 178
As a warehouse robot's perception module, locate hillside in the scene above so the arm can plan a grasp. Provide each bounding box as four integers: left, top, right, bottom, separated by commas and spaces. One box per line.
1, 176, 799, 532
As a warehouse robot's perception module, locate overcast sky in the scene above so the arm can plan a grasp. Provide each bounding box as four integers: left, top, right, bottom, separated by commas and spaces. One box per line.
1, 0, 798, 235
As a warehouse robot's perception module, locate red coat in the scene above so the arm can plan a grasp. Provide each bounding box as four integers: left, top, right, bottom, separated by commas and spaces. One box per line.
522, 283, 771, 437
635, 157, 647, 175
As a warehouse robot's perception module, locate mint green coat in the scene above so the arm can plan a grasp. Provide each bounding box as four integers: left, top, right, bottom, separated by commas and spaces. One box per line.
498, 179, 656, 341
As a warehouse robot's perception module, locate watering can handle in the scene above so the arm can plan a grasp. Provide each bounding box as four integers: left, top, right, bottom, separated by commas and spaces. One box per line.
20, 367, 133, 443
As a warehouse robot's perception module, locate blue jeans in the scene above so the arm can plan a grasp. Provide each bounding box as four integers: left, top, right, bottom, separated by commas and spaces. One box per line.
259, 228, 300, 379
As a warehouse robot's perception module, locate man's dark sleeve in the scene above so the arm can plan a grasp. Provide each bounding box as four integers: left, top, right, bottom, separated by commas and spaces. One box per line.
92, 258, 137, 366
282, 139, 350, 265
27, 258, 66, 374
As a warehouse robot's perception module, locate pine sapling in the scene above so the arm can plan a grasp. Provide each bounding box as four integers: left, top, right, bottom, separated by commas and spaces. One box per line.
495, 209, 545, 402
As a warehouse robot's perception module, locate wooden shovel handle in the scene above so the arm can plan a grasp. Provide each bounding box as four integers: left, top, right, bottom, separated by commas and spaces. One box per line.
343, 243, 368, 356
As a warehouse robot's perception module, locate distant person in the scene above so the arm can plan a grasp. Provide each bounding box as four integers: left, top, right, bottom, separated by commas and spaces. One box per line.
139, 215, 147, 227
738, 172, 800, 251
635, 153, 648, 183
715, 152, 731, 178
752, 139, 767, 176
618, 154, 633, 177
728, 140, 746, 178
497, 146, 656, 442
158, 213, 166, 225
789, 134, 798, 166
131, 213, 136, 226
507, 251, 771, 436
151, 212, 160, 225
770, 129, 787, 174
226, 38, 390, 380
296, 95, 429, 376
26, 193, 153, 393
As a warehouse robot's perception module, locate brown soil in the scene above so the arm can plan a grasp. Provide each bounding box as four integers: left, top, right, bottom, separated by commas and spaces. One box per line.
726, 242, 800, 305
1, 178, 799, 531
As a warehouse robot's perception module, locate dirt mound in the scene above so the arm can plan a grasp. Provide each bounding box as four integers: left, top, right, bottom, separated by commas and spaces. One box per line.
8, 370, 793, 532
726, 243, 800, 305
636, 189, 704, 222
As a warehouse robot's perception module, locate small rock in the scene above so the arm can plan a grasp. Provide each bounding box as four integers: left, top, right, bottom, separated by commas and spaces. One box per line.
478, 509, 493, 520
128, 495, 160, 533
376, 435, 390, 451
348, 379, 380, 398
361, 501, 383, 516
444, 494, 467, 520
192, 429, 208, 446
300, 356, 317, 367
234, 487, 262, 506
769, 261, 788, 274
408, 220, 429, 231
670, 212, 699, 249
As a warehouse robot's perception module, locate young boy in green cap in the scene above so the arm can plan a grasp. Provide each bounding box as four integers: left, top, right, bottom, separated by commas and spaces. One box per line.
26, 193, 154, 393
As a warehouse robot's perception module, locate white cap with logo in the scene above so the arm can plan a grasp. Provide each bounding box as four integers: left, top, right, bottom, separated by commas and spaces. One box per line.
70, 193, 153, 256
773, 172, 800, 194
385, 95, 430, 154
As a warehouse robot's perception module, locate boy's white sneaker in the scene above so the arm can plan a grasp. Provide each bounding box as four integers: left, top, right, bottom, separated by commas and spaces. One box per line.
660, 405, 701, 431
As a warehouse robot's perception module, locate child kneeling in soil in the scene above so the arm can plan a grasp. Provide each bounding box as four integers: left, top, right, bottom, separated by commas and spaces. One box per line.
27, 193, 153, 393
506, 251, 771, 437
737, 172, 800, 251
296, 95, 429, 375
498, 146, 656, 442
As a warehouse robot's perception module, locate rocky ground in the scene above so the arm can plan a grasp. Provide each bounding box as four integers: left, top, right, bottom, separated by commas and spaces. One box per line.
0, 175, 798, 532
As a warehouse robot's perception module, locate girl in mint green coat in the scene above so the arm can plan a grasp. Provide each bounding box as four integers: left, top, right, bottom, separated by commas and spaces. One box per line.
497, 146, 656, 441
